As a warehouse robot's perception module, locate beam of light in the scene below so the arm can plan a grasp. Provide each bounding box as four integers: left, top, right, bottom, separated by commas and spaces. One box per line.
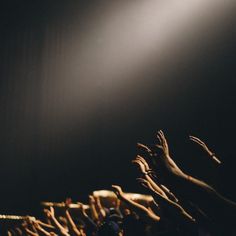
40, 0, 234, 132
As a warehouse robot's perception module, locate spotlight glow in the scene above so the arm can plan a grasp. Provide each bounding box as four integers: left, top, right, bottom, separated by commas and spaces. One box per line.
40, 0, 234, 131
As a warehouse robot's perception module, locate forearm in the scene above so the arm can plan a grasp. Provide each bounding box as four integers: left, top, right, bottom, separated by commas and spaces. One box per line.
50, 216, 69, 236
171, 170, 236, 217
90, 204, 99, 222
94, 201, 106, 219
82, 215, 97, 234
24, 228, 38, 236
120, 195, 159, 222
35, 226, 51, 236
145, 174, 168, 199
37, 221, 55, 230
65, 211, 81, 236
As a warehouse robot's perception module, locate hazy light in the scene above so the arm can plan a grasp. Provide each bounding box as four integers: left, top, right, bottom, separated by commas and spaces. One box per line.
40, 0, 234, 131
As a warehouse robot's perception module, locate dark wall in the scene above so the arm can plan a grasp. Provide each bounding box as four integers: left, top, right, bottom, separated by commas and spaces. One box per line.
0, 0, 235, 215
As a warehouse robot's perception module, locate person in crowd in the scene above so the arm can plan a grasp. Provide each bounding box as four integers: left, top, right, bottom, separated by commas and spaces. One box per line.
3, 130, 236, 236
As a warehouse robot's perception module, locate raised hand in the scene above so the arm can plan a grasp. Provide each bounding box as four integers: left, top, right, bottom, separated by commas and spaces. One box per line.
31, 221, 55, 236
112, 184, 160, 222
44, 207, 69, 236
156, 130, 184, 176
65, 209, 81, 236
189, 135, 221, 164
137, 143, 154, 156
156, 130, 170, 157
93, 195, 106, 219
21, 220, 39, 236
132, 157, 148, 174
160, 184, 179, 203
137, 177, 195, 224
111, 185, 124, 199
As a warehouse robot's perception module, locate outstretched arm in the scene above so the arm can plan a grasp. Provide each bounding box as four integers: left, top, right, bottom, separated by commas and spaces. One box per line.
111, 185, 160, 222
93, 195, 106, 220
65, 209, 81, 236
44, 207, 69, 236
152, 131, 216, 191
31, 221, 57, 236
143, 130, 236, 230
133, 156, 169, 199
89, 195, 99, 223
138, 177, 195, 224
77, 202, 98, 233
189, 135, 221, 164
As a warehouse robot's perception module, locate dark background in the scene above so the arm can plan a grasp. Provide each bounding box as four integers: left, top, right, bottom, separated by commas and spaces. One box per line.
0, 0, 235, 215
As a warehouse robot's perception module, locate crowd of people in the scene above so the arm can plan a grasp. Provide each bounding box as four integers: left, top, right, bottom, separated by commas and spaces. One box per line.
1, 131, 236, 236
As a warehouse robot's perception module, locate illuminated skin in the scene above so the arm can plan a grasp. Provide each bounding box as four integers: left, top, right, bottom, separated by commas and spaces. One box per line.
133, 156, 169, 199
65, 209, 82, 236
21, 220, 39, 236
21, 217, 60, 236
133, 152, 195, 224
88, 195, 100, 224
93, 195, 106, 220
133, 155, 178, 203
111, 185, 160, 222
138, 130, 236, 232
36, 220, 55, 230
22, 207, 84, 236
155, 131, 234, 197
22, 228, 38, 236
76, 202, 97, 233
137, 177, 195, 224
44, 207, 70, 236
4, 131, 236, 235
15, 227, 23, 236
137, 130, 222, 192
32, 221, 57, 236
189, 135, 221, 164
